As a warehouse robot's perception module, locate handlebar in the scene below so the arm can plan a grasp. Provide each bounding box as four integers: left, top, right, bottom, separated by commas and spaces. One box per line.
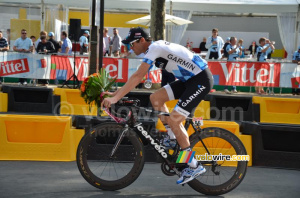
115, 97, 140, 107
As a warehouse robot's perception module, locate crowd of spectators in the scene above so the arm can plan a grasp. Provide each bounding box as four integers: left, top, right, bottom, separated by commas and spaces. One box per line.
0, 27, 299, 95
196, 28, 278, 95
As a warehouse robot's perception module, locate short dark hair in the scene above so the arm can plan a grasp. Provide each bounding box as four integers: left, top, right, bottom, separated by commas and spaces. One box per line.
230, 37, 236, 42
0, 31, 2, 33
30, 35, 36, 39
259, 37, 266, 44
61, 31, 68, 37
212, 28, 218, 32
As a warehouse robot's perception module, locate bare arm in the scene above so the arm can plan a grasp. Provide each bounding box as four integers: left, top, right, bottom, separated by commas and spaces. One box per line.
261, 45, 273, 53
65, 47, 69, 54
13, 46, 20, 52
0, 45, 9, 51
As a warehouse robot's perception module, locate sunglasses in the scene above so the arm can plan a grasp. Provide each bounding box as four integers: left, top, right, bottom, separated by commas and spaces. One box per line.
22, 32, 27, 34
129, 39, 140, 47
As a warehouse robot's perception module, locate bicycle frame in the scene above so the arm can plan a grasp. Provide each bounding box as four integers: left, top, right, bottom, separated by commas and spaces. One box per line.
105, 106, 213, 170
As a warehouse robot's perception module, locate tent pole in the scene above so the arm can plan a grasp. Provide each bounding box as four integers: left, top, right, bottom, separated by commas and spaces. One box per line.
41, 0, 45, 31
168, 1, 172, 42
99, 0, 104, 69
295, 5, 300, 51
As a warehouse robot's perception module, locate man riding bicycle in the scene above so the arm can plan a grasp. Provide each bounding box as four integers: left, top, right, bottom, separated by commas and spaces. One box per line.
102, 27, 214, 185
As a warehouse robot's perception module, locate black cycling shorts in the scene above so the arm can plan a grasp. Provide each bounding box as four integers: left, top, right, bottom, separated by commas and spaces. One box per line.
164, 68, 214, 117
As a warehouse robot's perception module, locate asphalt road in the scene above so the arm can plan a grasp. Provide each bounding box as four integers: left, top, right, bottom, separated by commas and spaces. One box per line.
0, 161, 299, 198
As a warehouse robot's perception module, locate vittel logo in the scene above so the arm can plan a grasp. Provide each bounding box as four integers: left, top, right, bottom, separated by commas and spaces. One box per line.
136, 124, 168, 158
220, 62, 275, 84
0, 59, 29, 76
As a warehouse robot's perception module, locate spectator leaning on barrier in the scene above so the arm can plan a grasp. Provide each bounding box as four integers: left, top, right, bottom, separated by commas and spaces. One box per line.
0, 31, 9, 52
248, 41, 258, 57
224, 36, 241, 94
30, 35, 36, 53
13, 29, 33, 85
36, 35, 53, 86
255, 37, 274, 94
238, 39, 245, 58
110, 28, 122, 57
35, 31, 47, 50
79, 30, 89, 55
222, 37, 231, 59
0, 30, 9, 84
36, 35, 55, 54
199, 37, 207, 52
292, 46, 300, 95
61, 31, 72, 55
48, 32, 61, 53
205, 28, 224, 60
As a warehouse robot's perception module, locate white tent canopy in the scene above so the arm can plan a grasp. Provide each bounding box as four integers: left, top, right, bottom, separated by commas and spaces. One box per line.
2, 0, 300, 13
2, 0, 300, 58
126, 14, 193, 26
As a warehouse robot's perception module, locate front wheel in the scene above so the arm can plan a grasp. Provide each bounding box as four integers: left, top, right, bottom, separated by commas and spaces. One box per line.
188, 127, 248, 196
77, 123, 145, 191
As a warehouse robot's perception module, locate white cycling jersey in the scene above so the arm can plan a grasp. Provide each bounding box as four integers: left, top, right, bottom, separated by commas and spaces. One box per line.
143, 40, 208, 82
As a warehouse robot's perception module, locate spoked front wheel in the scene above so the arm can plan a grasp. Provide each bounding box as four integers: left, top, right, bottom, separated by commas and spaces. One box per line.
188, 127, 248, 196
77, 123, 145, 191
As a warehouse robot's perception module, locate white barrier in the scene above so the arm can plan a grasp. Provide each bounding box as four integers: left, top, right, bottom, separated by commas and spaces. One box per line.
0, 52, 299, 88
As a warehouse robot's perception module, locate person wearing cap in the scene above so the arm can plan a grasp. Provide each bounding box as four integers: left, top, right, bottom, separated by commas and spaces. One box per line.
222, 37, 231, 59
292, 46, 300, 95
205, 28, 224, 60
48, 32, 60, 53
79, 30, 89, 55
102, 27, 213, 185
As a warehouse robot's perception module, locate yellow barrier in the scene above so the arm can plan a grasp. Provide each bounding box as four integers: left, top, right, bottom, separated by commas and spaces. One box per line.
0, 114, 84, 161
156, 100, 210, 131
54, 88, 98, 116
0, 93, 8, 112
253, 96, 300, 124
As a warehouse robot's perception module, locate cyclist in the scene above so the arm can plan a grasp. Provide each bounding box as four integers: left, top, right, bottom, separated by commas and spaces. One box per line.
102, 27, 214, 185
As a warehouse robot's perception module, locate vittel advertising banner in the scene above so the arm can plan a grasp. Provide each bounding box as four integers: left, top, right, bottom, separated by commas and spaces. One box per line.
0, 53, 50, 79
208, 61, 281, 87
1, 52, 300, 88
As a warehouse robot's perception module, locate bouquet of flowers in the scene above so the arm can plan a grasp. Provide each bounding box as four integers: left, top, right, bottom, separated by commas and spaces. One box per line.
80, 68, 116, 114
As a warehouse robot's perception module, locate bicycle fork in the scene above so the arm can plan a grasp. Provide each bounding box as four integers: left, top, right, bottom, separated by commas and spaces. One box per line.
109, 125, 129, 158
